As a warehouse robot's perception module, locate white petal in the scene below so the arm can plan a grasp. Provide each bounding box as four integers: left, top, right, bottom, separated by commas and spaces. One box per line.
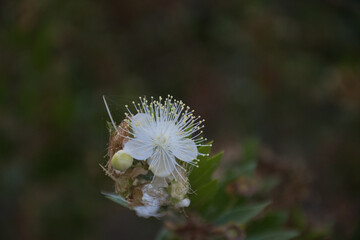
134, 205, 160, 218
130, 113, 151, 132
175, 198, 190, 208
151, 176, 168, 188
131, 113, 148, 127
170, 138, 198, 162
123, 139, 153, 160
147, 151, 176, 177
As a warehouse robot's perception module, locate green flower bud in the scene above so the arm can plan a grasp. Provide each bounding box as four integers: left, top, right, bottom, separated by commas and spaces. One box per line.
111, 150, 133, 171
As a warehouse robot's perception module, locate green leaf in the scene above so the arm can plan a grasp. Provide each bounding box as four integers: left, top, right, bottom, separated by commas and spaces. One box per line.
102, 192, 129, 208
259, 176, 280, 194
247, 211, 288, 234
205, 160, 257, 219
221, 161, 257, 188
190, 151, 222, 190
290, 206, 307, 229
242, 138, 259, 163
203, 187, 231, 219
237, 160, 257, 176
214, 201, 271, 225
155, 227, 172, 240
190, 179, 218, 210
246, 230, 299, 240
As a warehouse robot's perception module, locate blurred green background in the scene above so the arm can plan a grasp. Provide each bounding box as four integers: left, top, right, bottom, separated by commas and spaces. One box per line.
1, 0, 359, 239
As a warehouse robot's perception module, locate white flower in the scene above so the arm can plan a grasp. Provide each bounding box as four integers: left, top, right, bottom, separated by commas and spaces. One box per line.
120, 95, 209, 180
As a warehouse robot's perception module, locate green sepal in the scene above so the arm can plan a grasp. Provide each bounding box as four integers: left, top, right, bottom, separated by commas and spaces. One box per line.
106, 121, 116, 134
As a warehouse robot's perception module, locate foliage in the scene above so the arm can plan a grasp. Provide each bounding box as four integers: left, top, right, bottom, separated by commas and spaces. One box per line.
149, 140, 298, 240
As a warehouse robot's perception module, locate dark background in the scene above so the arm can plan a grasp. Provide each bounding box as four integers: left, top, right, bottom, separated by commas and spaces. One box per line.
1, 0, 359, 239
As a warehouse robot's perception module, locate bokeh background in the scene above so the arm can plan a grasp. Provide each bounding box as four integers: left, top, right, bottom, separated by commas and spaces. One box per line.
1, 0, 359, 239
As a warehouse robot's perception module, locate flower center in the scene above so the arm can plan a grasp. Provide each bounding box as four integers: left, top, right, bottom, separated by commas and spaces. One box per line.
154, 134, 167, 148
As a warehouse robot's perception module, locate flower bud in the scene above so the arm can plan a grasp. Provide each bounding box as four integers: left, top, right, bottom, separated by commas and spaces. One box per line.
111, 150, 133, 171
171, 181, 189, 200
175, 198, 190, 208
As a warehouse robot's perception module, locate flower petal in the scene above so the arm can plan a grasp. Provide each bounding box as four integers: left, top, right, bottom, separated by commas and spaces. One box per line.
170, 138, 198, 162
130, 113, 151, 133
134, 205, 160, 218
131, 113, 148, 127
147, 150, 176, 177
123, 139, 153, 160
